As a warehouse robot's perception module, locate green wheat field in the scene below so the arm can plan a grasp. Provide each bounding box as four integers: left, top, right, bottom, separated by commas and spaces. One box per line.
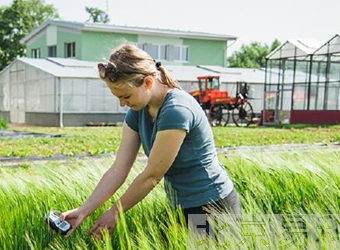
0, 125, 340, 249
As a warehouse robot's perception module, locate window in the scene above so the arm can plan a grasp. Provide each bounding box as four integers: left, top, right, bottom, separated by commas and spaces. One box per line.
65, 42, 76, 58
181, 46, 189, 61
160, 45, 168, 60
48, 45, 57, 57
145, 44, 158, 59
138, 43, 189, 62
31, 48, 41, 58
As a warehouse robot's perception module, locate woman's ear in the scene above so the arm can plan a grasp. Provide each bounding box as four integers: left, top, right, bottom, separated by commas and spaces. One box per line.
144, 76, 154, 89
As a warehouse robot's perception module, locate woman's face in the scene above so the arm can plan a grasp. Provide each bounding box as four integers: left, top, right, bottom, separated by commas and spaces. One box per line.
108, 80, 151, 111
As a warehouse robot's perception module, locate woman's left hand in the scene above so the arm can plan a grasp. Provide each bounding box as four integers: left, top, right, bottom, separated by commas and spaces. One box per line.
90, 207, 119, 238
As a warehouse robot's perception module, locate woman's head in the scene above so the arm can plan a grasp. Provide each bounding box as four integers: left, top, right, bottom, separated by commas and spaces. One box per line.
98, 44, 182, 89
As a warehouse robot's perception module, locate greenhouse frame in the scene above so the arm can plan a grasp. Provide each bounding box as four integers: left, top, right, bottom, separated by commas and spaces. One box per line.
263, 34, 340, 124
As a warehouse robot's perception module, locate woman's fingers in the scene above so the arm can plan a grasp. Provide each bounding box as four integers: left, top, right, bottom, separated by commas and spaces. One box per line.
64, 227, 75, 238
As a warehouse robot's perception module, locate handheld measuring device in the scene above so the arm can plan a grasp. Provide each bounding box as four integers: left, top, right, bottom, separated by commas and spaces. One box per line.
47, 211, 71, 235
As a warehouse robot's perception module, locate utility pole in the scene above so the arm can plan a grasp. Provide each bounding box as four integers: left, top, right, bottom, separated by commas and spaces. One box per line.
106, 0, 109, 15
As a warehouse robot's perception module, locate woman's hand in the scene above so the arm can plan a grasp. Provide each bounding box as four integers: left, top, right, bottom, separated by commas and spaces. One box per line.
60, 208, 88, 237
90, 207, 119, 238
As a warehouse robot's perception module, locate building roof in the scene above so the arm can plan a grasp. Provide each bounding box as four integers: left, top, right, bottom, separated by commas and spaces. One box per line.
19, 57, 99, 78
266, 39, 324, 60
166, 65, 219, 82
14, 58, 264, 84
198, 65, 265, 83
313, 34, 340, 62
21, 19, 237, 44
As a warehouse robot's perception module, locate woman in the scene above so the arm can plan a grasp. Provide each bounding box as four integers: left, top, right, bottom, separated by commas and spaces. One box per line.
61, 43, 241, 237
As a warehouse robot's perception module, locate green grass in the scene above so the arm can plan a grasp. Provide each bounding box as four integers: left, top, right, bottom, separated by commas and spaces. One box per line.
0, 126, 122, 158
1, 146, 340, 249
1, 124, 339, 158
212, 124, 340, 148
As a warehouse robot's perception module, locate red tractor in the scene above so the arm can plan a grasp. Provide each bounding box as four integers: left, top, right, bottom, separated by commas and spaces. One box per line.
190, 75, 254, 127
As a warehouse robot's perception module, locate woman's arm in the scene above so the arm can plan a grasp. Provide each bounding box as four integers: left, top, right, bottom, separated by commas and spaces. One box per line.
79, 122, 141, 215
61, 122, 140, 235
90, 129, 187, 235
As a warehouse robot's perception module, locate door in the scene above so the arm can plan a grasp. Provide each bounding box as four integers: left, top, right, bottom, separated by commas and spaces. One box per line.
10, 83, 25, 124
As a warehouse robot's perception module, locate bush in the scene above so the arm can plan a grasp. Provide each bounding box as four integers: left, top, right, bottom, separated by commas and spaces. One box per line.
0, 116, 7, 129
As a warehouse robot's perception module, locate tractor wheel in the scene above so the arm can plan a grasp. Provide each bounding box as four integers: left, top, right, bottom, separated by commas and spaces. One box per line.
232, 102, 254, 127
209, 105, 230, 126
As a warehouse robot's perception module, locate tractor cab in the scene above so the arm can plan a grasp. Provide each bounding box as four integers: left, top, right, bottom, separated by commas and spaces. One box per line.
198, 75, 220, 92
191, 75, 229, 108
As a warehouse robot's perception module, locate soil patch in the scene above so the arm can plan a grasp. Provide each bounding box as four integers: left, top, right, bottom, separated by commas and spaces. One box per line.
0, 130, 65, 139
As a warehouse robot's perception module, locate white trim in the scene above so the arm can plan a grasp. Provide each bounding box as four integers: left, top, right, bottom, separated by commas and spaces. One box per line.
21, 19, 237, 44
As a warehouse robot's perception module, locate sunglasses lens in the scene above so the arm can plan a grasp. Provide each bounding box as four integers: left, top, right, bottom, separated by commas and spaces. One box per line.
98, 64, 106, 78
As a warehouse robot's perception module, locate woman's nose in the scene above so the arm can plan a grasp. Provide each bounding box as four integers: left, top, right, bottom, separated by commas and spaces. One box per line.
119, 99, 127, 107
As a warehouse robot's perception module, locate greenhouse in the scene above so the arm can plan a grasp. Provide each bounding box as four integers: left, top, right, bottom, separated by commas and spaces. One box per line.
263, 34, 340, 124
0, 57, 128, 127
0, 57, 265, 127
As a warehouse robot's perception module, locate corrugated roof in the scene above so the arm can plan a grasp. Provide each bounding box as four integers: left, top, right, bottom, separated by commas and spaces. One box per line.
21, 19, 237, 44
17, 58, 218, 80
166, 65, 219, 82
198, 65, 265, 83
15, 58, 265, 84
18, 58, 98, 78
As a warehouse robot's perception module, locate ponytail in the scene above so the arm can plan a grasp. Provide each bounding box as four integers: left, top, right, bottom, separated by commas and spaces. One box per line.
154, 61, 183, 90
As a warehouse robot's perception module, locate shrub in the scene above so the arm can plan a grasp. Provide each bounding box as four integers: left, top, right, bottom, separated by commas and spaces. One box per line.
0, 116, 7, 129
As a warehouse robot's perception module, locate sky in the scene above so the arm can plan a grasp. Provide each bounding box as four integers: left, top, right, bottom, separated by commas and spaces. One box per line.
1, 0, 340, 55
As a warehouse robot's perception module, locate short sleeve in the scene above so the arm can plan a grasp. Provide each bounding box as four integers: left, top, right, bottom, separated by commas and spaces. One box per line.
157, 105, 194, 133
125, 108, 139, 132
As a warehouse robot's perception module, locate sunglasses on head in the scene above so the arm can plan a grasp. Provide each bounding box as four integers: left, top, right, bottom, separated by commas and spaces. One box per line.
98, 63, 119, 83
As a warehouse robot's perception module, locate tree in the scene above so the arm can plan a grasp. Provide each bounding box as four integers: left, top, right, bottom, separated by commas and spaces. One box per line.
227, 39, 281, 68
0, 0, 59, 71
85, 7, 110, 24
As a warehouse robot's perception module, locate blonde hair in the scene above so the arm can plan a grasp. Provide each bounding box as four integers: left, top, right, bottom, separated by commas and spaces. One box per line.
104, 43, 182, 89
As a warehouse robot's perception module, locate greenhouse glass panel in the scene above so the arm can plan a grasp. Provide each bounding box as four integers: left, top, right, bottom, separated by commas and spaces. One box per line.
330, 62, 340, 80
318, 62, 328, 83
293, 84, 308, 110
294, 61, 309, 83
309, 84, 318, 110
63, 95, 87, 112
316, 85, 325, 110
104, 97, 118, 112
63, 82, 73, 95
281, 84, 292, 110
325, 82, 339, 110
282, 61, 295, 85
266, 84, 278, 93
90, 97, 104, 111
88, 80, 105, 95
264, 91, 276, 110
266, 60, 281, 84
72, 79, 87, 95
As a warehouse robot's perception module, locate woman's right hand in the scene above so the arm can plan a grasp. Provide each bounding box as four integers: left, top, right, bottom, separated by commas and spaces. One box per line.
60, 208, 88, 237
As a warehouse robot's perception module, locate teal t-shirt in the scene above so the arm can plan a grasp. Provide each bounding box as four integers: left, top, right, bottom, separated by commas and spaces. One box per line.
125, 88, 234, 208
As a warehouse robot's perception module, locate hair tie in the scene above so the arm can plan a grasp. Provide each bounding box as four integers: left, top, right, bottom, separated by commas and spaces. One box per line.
155, 61, 162, 70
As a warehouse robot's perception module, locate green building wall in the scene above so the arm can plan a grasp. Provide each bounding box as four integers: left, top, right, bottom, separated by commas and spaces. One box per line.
27, 35, 47, 58
57, 30, 82, 58
81, 31, 138, 61
183, 39, 226, 66
26, 26, 228, 67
